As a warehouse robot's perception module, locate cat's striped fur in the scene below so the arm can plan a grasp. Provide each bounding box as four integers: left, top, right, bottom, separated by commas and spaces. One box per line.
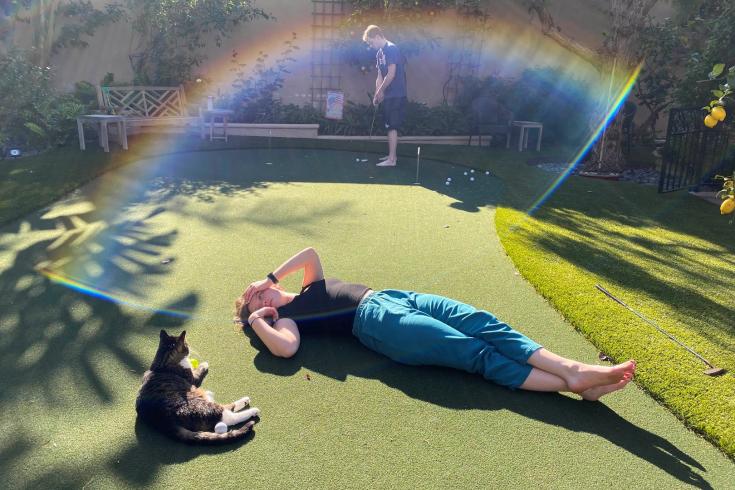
136, 330, 259, 444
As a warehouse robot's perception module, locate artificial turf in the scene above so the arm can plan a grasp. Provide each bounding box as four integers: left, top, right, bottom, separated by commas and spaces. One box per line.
494, 172, 735, 460
0, 143, 733, 488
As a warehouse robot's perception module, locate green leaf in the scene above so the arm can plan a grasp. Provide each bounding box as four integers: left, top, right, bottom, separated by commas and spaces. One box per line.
24, 122, 46, 137
712, 90, 724, 97
710, 63, 725, 79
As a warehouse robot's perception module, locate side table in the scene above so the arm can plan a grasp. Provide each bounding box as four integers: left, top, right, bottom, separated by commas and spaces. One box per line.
200, 109, 235, 142
77, 114, 128, 152
511, 121, 543, 152
77, 115, 128, 152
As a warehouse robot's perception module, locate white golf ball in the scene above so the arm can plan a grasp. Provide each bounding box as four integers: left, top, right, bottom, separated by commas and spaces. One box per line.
470, 177, 475, 181
445, 181, 450, 186
470, 169, 475, 173
485, 171, 490, 175
463, 171, 468, 176
356, 158, 360, 162
446, 177, 452, 182
215, 422, 228, 434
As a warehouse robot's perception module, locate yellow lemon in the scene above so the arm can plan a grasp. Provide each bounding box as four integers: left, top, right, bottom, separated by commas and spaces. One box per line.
704, 114, 718, 128
711, 106, 726, 121
720, 197, 735, 215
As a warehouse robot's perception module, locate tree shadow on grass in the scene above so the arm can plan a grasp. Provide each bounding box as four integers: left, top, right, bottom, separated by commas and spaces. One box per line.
514, 206, 735, 354
0, 200, 192, 405
244, 330, 714, 489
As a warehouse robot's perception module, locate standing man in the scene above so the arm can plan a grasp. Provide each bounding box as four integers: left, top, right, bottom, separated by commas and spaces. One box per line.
363, 25, 407, 167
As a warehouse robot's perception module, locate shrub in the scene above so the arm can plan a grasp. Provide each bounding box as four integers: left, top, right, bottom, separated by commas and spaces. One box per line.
0, 49, 86, 154
454, 68, 596, 146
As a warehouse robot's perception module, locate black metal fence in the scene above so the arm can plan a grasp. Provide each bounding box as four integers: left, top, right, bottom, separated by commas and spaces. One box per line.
658, 108, 731, 193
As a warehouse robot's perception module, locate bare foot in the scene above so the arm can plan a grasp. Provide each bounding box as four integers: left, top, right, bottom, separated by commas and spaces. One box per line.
376, 159, 397, 167
567, 360, 636, 393
379, 155, 391, 160
580, 374, 632, 401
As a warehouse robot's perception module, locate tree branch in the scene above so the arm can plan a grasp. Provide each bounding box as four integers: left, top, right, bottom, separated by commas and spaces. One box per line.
640, 0, 659, 18
527, 0, 603, 72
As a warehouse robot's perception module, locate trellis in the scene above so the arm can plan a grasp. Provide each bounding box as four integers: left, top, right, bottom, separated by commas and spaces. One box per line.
311, 0, 347, 110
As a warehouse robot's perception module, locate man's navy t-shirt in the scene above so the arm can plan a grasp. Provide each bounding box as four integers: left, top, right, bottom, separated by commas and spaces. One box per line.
376, 41, 407, 99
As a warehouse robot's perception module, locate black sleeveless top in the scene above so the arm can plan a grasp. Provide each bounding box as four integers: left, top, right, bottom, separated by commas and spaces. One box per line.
277, 278, 370, 334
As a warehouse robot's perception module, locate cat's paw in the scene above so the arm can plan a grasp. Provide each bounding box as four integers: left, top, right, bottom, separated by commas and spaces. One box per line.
199, 361, 209, 371
234, 396, 250, 411
205, 390, 215, 402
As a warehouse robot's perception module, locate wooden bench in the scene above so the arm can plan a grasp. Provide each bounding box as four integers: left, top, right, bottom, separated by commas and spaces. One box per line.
96, 85, 197, 130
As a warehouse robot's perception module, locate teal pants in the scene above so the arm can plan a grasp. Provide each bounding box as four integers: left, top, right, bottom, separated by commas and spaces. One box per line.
352, 290, 542, 389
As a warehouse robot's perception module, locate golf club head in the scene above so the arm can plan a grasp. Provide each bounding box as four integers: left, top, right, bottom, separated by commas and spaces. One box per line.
704, 367, 726, 377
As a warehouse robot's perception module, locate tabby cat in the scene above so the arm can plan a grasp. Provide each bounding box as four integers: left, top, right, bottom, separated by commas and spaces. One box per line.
136, 330, 260, 444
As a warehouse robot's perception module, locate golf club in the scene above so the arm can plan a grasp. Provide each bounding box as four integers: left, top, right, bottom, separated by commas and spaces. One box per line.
366, 91, 378, 162
414, 146, 421, 184
595, 284, 726, 376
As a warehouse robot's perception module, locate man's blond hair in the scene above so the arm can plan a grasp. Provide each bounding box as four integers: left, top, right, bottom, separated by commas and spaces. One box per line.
362, 25, 384, 42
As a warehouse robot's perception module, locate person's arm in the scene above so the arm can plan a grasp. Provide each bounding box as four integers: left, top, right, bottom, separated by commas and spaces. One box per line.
244, 247, 324, 303
375, 64, 396, 100
247, 307, 300, 358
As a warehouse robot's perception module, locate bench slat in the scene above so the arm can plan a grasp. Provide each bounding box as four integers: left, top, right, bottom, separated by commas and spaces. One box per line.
100, 85, 189, 118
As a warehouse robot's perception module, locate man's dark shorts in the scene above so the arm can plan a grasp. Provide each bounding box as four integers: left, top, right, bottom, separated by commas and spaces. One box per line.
383, 96, 407, 131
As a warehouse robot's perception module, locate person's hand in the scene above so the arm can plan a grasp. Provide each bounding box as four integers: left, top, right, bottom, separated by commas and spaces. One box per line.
373, 91, 384, 106
243, 278, 274, 304
248, 307, 279, 326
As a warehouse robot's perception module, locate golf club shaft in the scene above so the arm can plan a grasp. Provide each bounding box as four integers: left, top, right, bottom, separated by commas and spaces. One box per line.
595, 284, 715, 368
369, 105, 377, 141
415, 146, 421, 182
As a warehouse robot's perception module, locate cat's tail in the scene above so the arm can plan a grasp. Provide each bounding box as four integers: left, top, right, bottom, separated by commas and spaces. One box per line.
174, 420, 256, 444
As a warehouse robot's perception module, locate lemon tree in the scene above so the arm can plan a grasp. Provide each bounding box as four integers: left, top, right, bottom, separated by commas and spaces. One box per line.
702, 63, 735, 222
702, 63, 734, 128
715, 172, 735, 223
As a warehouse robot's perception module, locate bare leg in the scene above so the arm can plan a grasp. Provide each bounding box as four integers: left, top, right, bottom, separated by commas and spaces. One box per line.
519, 368, 569, 392
377, 129, 398, 166
527, 348, 635, 393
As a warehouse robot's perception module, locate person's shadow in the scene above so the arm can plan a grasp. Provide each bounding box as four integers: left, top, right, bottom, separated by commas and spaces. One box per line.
244, 330, 713, 489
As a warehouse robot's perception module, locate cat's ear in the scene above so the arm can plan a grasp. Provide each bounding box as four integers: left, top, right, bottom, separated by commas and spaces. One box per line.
178, 330, 186, 342
160, 329, 168, 340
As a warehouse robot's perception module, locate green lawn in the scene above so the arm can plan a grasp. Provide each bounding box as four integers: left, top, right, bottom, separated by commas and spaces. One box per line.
493, 171, 735, 459
0, 138, 732, 488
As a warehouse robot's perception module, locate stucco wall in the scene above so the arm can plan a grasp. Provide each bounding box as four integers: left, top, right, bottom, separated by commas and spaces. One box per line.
5, 0, 674, 131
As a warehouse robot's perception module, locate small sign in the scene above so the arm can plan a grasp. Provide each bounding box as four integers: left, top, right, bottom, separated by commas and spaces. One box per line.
325, 91, 344, 120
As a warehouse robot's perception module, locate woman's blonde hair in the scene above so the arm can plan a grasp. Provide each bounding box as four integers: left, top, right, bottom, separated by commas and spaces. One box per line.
362, 25, 384, 42
233, 284, 286, 326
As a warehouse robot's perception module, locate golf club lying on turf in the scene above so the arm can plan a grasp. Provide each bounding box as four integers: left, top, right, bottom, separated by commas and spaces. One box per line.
595, 284, 726, 376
